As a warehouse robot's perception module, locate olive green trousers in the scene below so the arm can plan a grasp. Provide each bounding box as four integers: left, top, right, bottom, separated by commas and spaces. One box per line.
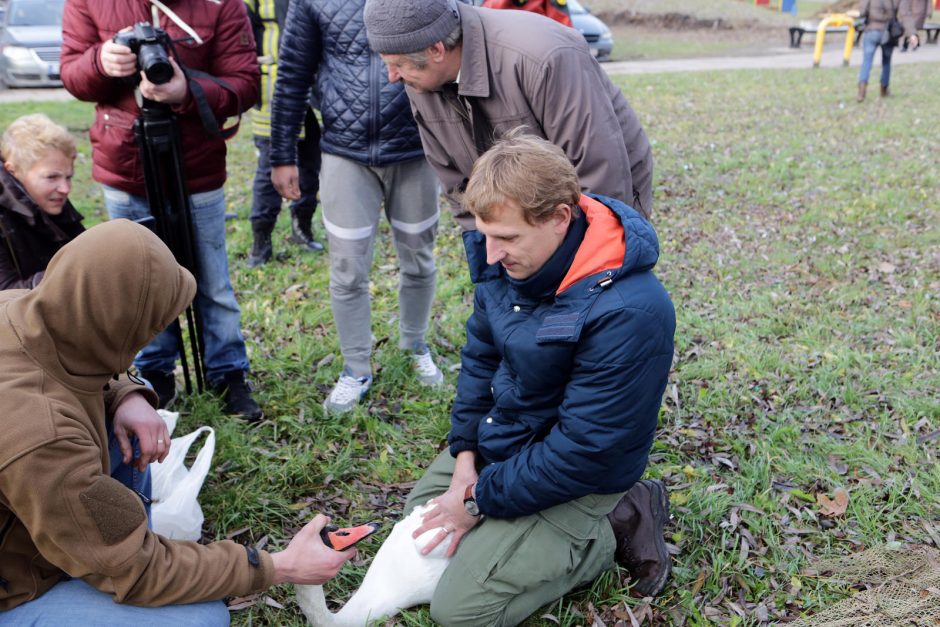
404, 450, 622, 627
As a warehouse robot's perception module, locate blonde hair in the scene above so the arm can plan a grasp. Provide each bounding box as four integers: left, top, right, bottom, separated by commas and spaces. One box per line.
1, 113, 77, 172
463, 130, 581, 225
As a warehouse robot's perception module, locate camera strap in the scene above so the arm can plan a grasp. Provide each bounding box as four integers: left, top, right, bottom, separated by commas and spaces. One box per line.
151, 0, 203, 44
184, 68, 242, 141
149, 0, 240, 140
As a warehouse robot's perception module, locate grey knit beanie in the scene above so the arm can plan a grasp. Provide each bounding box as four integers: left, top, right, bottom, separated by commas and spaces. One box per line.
364, 0, 461, 54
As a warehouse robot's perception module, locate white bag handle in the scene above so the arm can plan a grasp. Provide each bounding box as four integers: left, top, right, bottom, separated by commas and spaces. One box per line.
150, 426, 214, 503
176, 427, 215, 497
150, 425, 215, 541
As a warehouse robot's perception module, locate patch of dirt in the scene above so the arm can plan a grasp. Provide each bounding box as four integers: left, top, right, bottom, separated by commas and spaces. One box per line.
822, 0, 858, 16
601, 11, 751, 31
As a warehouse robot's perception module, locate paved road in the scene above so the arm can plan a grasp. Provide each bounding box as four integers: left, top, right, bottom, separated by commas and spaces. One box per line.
604, 41, 940, 75
2, 42, 938, 101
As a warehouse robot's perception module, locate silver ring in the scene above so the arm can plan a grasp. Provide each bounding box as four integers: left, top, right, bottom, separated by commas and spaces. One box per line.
440, 526, 450, 535
157, 439, 165, 444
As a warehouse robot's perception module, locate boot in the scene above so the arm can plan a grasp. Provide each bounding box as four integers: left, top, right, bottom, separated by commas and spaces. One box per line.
880, 84, 890, 97
247, 222, 274, 268
140, 369, 177, 409
857, 81, 867, 102
288, 207, 324, 252
212, 370, 263, 422
607, 479, 671, 598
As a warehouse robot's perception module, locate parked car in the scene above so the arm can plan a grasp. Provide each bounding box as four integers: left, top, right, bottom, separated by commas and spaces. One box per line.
468, 0, 614, 62
568, 0, 613, 62
0, 0, 64, 88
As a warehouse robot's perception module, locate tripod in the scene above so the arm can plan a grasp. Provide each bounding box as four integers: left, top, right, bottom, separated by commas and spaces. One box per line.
133, 97, 206, 395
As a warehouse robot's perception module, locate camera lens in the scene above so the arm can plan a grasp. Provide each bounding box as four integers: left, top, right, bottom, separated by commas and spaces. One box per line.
138, 43, 174, 85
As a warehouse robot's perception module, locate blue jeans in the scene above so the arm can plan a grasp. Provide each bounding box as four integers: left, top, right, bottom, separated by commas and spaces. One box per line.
0, 429, 228, 625
108, 427, 153, 524
0, 578, 229, 626
859, 29, 894, 86
250, 108, 321, 226
103, 186, 250, 386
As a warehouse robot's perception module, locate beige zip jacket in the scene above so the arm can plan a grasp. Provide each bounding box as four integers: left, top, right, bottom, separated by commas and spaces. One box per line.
0, 221, 274, 611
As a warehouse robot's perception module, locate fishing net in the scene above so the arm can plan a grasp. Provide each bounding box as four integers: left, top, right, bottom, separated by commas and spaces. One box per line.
791, 543, 940, 626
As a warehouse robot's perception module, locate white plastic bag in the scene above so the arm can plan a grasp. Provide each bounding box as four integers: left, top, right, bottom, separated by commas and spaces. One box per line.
150, 420, 215, 541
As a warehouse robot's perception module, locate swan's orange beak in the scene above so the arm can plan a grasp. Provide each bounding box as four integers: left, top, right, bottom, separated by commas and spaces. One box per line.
321, 522, 382, 551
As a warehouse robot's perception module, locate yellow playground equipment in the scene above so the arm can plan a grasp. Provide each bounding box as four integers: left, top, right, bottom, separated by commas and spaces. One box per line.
813, 14, 857, 67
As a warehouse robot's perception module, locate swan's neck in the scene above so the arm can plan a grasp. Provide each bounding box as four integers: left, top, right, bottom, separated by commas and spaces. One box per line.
296, 505, 451, 626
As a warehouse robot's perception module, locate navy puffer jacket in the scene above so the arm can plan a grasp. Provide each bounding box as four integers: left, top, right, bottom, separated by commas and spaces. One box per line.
270, 0, 423, 166
452, 194, 675, 519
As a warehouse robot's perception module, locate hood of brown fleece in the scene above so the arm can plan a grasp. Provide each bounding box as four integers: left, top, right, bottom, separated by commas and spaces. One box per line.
4, 219, 196, 391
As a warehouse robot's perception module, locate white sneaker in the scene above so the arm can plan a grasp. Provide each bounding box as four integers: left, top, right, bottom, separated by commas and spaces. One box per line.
412, 344, 444, 386
323, 370, 372, 414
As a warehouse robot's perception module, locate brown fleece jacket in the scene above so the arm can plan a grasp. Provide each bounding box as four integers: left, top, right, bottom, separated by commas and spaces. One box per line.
0, 220, 275, 610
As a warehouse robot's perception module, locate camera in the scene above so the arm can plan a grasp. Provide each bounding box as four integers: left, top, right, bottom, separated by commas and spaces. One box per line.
113, 23, 174, 85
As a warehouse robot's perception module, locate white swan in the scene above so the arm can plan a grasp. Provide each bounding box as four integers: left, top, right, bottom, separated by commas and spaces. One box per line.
296, 504, 451, 626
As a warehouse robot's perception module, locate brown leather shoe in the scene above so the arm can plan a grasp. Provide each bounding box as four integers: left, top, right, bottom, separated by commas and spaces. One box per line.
857, 81, 867, 103
880, 84, 890, 97
607, 479, 671, 597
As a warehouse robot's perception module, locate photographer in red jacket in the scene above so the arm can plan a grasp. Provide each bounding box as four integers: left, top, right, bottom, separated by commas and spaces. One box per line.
60, 0, 264, 420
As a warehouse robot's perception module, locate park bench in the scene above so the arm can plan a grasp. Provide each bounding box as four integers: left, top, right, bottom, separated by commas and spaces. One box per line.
922, 22, 940, 44
791, 20, 940, 49
789, 19, 863, 48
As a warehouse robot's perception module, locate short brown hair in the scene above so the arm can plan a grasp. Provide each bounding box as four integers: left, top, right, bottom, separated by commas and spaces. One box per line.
1, 113, 77, 172
462, 131, 580, 225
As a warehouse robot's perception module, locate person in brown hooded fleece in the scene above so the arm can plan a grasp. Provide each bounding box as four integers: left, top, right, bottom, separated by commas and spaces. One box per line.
0, 220, 353, 624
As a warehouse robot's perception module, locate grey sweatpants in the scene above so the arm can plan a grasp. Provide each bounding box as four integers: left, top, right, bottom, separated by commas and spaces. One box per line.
319, 154, 439, 378
405, 450, 621, 627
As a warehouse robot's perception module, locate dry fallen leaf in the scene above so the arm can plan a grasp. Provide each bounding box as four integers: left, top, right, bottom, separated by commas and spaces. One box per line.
817, 487, 849, 517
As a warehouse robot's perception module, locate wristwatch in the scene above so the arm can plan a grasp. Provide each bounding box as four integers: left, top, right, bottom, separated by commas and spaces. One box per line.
463, 483, 481, 517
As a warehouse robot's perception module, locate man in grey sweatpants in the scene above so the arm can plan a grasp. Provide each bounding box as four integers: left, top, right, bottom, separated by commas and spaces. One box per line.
271, 0, 443, 413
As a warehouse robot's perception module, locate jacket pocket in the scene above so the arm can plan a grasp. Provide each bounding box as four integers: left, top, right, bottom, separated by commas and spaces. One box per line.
538, 493, 622, 541
91, 108, 142, 185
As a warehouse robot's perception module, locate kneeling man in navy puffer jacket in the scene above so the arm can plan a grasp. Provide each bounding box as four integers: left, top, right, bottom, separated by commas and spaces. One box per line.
403, 132, 677, 626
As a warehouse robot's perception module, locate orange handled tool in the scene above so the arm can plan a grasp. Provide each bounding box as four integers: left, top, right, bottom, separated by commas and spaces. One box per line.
319, 522, 381, 551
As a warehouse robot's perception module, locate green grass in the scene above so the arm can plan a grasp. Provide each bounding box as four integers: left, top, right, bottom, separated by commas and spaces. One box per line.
609, 25, 756, 62
3, 57, 939, 625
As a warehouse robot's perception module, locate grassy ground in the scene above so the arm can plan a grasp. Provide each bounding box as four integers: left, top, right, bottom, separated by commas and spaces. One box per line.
3, 57, 939, 625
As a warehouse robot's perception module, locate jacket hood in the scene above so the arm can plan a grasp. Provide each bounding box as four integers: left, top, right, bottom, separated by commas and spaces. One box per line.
3, 219, 196, 390
0, 168, 41, 224
558, 193, 660, 291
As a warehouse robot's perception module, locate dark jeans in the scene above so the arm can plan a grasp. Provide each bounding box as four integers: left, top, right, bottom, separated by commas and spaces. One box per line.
250, 108, 321, 226
108, 426, 153, 523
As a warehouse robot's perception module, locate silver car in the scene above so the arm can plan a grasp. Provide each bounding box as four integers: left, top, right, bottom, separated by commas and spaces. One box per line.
0, 0, 65, 88
467, 0, 614, 62
569, 0, 613, 62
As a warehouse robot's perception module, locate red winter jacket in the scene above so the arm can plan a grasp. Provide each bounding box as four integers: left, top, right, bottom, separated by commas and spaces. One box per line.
61, 0, 259, 196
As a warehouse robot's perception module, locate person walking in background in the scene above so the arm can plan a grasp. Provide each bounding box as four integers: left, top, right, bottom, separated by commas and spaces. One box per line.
271, 0, 443, 414
363, 0, 653, 229
858, 0, 903, 101
900, 0, 934, 50
244, 0, 324, 268
60, 0, 264, 420
0, 113, 84, 290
